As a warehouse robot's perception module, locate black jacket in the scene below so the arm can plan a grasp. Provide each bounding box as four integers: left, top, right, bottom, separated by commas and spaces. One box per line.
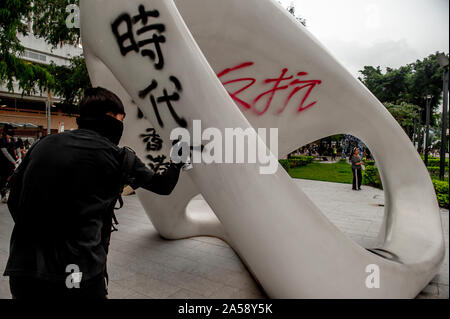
3, 129, 181, 281
0, 136, 16, 175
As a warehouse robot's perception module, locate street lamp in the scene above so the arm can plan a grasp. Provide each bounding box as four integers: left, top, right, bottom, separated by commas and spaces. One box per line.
46, 91, 54, 136
46, 100, 51, 136
424, 94, 433, 167
412, 110, 421, 150
437, 53, 449, 181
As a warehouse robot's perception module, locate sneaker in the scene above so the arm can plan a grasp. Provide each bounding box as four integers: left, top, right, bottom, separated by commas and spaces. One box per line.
1, 197, 7, 203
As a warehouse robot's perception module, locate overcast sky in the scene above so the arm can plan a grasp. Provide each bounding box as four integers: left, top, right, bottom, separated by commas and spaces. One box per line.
278, 0, 449, 78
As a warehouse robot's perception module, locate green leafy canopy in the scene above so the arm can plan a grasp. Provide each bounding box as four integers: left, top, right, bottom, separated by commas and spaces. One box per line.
0, 0, 88, 110
359, 52, 449, 121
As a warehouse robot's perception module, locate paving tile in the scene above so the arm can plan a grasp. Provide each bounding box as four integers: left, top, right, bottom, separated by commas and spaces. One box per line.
127, 260, 182, 285
419, 282, 439, 297
0, 251, 8, 270
174, 274, 224, 297
209, 286, 265, 299
0, 239, 11, 255
127, 247, 177, 266
108, 249, 139, 268
167, 288, 206, 299
438, 284, 449, 299
195, 242, 239, 260
113, 273, 180, 299
134, 265, 224, 298
173, 239, 204, 249
192, 237, 229, 248
432, 267, 449, 285
108, 279, 153, 299
170, 246, 212, 262
0, 277, 11, 299
203, 268, 259, 291
196, 254, 247, 273
107, 263, 136, 282
208, 285, 242, 299
107, 280, 138, 299
184, 263, 218, 278
122, 291, 153, 299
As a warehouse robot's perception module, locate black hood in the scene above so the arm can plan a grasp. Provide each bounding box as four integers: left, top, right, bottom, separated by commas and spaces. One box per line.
76, 115, 124, 145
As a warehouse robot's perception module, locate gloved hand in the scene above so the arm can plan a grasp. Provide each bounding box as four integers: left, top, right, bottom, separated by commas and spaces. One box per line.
180, 155, 193, 172
170, 140, 193, 171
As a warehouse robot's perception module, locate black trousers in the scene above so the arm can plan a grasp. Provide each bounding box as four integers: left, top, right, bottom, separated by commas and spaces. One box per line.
0, 165, 14, 198
9, 273, 107, 300
352, 168, 362, 189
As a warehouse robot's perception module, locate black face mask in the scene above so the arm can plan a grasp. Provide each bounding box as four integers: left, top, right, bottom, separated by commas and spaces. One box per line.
76, 115, 124, 145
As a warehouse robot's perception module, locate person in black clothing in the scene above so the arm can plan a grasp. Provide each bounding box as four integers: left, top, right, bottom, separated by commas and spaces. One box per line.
0, 125, 17, 203
350, 148, 363, 190
15, 137, 26, 161
3, 87, 184, 299
23, 138, 30, 150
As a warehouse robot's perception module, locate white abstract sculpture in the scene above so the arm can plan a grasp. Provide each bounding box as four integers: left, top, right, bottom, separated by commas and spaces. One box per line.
80, 0, 445, 298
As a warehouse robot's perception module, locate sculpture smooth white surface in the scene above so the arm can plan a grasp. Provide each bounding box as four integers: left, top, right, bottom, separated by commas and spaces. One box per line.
80, 0, 445, 298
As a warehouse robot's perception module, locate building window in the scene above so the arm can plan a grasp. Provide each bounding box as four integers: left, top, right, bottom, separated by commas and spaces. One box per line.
20, 50, 47, 63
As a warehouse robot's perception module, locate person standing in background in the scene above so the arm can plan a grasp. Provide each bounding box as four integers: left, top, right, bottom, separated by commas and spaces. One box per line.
0, 125, 17, 203
351, 148, 363, 191
15, 137, 26, 161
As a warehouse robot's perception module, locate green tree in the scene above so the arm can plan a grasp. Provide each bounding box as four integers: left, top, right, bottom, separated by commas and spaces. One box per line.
383, 102, 420, 138
0, 0, 88, 112
1, 0, 52, 94
32, 0, 81, 47
408, 54, 445, 118
49, 56, 90, 110
359, 52, 448, 126
277, 1, 307, 26
359, 65, 416, 104
287, 4, 307, 27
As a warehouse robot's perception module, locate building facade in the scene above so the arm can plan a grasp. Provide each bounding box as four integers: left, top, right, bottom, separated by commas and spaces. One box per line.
0, 33, 83, 140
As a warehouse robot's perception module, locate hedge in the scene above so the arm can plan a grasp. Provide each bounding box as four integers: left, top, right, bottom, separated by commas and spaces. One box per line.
289, 155, 315, 162
427, 159, 449, 167
363, 166, 382, 189
363, 165, 449, 208
279, 156, 314, 171
432, 179, 449, 209
420, 156, 449, 167
288, 156, 314, 168
279, 159, 290, 172
427, 166, 449, 175
363, 160, 376, 166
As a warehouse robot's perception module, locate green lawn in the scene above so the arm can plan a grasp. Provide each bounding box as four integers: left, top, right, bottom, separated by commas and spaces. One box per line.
288, 160, 353, 184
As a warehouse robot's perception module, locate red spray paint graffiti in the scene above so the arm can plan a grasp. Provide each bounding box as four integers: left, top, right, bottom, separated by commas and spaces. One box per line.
217, 62, 322, 115
217, 62, 256, 110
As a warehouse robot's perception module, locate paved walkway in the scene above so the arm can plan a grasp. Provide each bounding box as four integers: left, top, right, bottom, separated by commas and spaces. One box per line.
0, 179, 447, 299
